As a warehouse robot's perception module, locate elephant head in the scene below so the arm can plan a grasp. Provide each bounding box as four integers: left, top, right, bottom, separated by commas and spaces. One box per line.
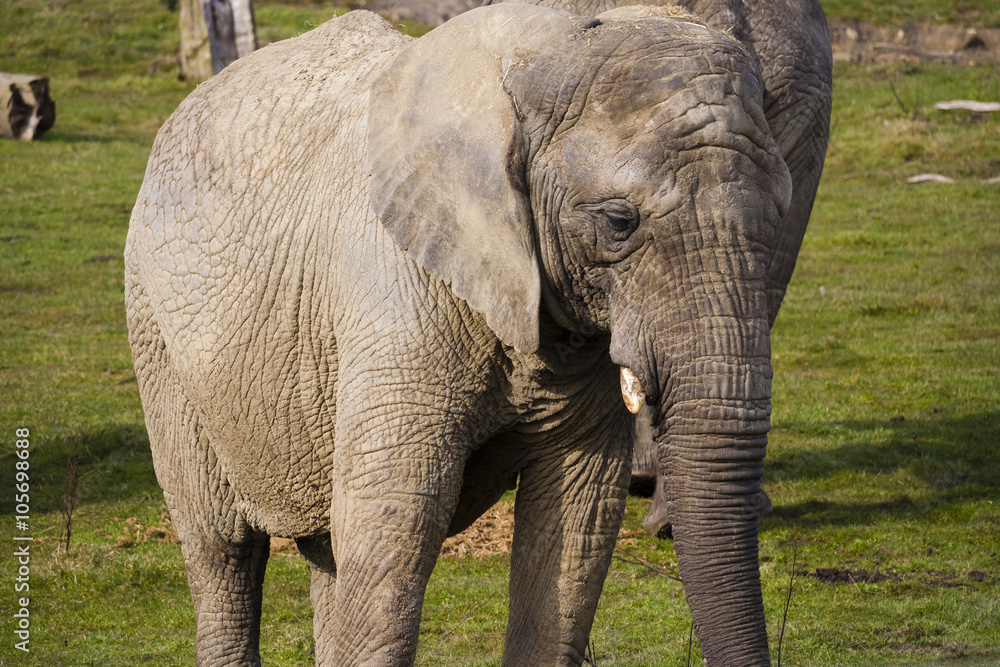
487, 0, 834, 540
368, 5, 791, 663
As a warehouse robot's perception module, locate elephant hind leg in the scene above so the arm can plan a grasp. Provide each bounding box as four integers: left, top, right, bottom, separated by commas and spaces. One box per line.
141, 377, 272, 665
642, 474, 672, 539
147, 386, 272, 665
628, 404, 658, 497
181, 530, 270, 666
128, 291, 270, 664
296, 535, 337, 666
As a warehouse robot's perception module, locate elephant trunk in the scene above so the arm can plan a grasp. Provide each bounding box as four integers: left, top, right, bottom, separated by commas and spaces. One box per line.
615, 314, 773, 664
652, 341, 772, 664
662, 423, 770, 665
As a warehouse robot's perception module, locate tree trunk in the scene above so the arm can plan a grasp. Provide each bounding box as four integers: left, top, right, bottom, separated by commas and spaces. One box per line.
179, 0, 256, 82
0, 74, 55, 141
231, 0, 257, 60
179, 0, 213, 82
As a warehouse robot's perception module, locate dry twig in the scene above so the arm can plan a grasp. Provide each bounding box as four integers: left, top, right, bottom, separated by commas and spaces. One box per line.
440, 589, 500, 640
777, 544, 798, 666
611, 550, 683, 582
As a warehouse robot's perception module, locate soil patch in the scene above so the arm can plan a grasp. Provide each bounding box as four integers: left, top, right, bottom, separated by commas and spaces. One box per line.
439, 502, 648, 558
803, 567, 997, 587
809, 567, 897, 584
828, 19, 1000, 65
440, 501, 516, 558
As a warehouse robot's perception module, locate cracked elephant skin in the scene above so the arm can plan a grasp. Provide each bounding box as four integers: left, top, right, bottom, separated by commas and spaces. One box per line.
489, 0, 834, 539
125, 5, 791, 666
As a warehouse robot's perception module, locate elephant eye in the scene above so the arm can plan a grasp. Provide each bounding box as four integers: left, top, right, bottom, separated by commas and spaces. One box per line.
595, 200, 640, 242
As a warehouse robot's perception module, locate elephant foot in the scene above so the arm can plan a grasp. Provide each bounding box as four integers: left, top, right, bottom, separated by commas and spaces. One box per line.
642, 485, 773, 539
642, 473, 672, 538
642, 497, 673, 539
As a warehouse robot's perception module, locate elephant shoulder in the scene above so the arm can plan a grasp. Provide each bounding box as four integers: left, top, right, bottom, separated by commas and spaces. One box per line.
134, 9, 410, 257
155, 11, 409, 165
126, 11, 412, 386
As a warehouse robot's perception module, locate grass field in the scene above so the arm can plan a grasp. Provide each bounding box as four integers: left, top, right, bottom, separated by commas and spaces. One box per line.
1, 0, 998, 665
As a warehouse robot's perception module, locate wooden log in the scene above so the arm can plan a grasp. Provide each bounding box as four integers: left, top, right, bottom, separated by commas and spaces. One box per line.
0, 74, 55, 141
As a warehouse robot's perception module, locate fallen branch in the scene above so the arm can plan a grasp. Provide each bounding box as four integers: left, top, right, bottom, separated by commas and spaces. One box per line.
934, 100, 1000, 112
907, 174, 954, 184
777, 544, 798, 666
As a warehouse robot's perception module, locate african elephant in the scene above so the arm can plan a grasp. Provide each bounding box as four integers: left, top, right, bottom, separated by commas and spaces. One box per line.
490, 0, 834, 536
126, 5, 791, 666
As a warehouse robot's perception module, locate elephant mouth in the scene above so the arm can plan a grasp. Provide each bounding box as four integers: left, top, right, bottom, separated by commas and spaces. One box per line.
619, 366, 646, 414
609, 331, 659, 411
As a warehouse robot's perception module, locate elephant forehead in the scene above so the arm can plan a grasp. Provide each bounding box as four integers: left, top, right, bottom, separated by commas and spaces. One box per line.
585, 54, 762, 127
585, 18, 757, 90
559, 74, 766, 190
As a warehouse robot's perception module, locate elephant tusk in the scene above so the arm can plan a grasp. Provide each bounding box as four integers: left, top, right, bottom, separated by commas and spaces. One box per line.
620, 366, 646, 414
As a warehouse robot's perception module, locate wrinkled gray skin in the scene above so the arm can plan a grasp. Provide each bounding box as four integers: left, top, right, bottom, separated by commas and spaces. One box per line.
126, 5, 791, 666
492, 0, 833, 537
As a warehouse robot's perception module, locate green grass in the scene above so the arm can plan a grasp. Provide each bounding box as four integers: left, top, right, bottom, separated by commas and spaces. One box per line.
2, 0, 999, 665
819, 0, 1000, 27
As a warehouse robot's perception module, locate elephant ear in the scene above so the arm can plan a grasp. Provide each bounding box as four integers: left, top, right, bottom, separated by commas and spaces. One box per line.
367, 7, 552, 354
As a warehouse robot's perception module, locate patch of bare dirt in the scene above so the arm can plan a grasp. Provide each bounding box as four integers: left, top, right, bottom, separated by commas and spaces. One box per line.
106, 515, 180, 549
270, 537, 298, 555
809, 567, 897, 584
802, 567, 998, 587
828, 19, 999, 65
440, 501, 516, 558
439, 502, 651, 559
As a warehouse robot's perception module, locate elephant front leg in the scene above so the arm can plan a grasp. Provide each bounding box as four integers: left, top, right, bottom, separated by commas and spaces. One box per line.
325, 397, 471, 665
502, 404, 633, 666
